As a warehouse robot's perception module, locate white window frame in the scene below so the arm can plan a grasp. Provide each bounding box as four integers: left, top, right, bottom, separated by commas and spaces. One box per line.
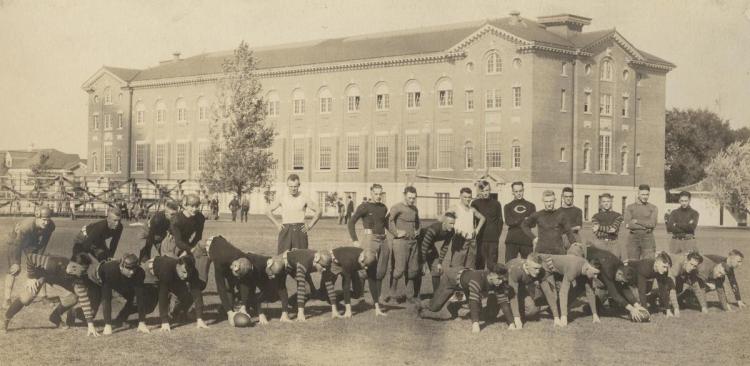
486, 52, 502, 74
583, 143, 592, 172
175, 141, 188, 172
197, 141, 210, 171
103, 144, 113, 173
375, 135, 389, 169
485, 89, 501, 110
155, 142, 168, 173
117, 112, 123, 129
436, 132, 453, 170
156, 102, 167, 124
464, 141, 474, 169
620, 146, 629, 174
292, 138, 305, 170
320, 97, 333, 114
560, 89, 567, 112
512, 87, 521, 109
600, 59, 613, 81
93, 114, 100, 130
318, 137, 332, 170
376, 93, 390, 111
584, 92, 592, 114
599, 132, 612, 172
104, 88, 112, 105
104, 114, 112, 130
511, 143, 521, 169
404, 134, 419, 169
346, 135, 360, 170
465, 90, 474, 111
134, 142, 148, 173
91, 151, 98, 172
622, 96, 630, 117
485, 131, 502, 169
561, 62, 568, 77
407, 92, 421, 109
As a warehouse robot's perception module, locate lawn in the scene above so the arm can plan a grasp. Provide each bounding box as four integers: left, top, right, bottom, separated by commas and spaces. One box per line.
0, 215, 748, 366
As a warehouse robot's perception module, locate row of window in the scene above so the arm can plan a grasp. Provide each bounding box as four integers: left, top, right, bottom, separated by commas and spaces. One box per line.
130, 142, 211, 174
92, 113, 125, 130
92, 87, 122, 105
89, 146, 122, 173
132, 98, 211, 125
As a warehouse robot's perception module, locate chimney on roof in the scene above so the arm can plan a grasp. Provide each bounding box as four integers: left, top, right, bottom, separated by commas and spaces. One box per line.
173, 52, 181, 61
509, 10, 521, 25
537, 14, 592, 38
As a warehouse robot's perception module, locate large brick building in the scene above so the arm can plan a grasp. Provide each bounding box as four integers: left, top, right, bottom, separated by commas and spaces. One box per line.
81, 12, 674, 218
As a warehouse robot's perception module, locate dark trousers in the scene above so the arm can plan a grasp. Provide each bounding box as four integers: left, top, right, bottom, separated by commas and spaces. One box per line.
476, 241, 499, 271
505, 243, 533, 262
231, 209, 238, 222
240, 208, 249, 222
277, 223, 310, 254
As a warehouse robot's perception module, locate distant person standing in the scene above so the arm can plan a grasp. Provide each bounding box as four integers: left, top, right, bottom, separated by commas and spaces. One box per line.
345, 196, 354, 224
337, 198, 345, 225
240, 195, 250, 223
69, 198, 77, 220
558, 187, 583, 249
228, 196, 240, 222
265, 174, 322, 254
666, 191, 700, 254
624, 184, 659, 260
210, 196, 220, 220
471, 180, 503, 271
503, 182, 536, 261
591, 193, 624, 258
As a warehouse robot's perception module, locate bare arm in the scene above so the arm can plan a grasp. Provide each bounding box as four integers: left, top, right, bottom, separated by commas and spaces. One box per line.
305, 197, 322, 231
472, 208, 486, 235
265, 199, 283, 230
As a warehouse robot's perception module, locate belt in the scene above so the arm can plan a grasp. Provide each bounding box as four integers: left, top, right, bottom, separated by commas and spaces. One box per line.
596, 237, 618, 241
672, 235, 695, 240
630, 229, 653, 234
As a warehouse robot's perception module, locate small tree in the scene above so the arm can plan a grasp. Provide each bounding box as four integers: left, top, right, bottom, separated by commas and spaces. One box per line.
28, 152, 55, 207
705, 139, 750, 213
200, 41, 276, 199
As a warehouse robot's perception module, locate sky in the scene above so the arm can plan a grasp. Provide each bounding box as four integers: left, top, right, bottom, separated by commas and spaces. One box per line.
0, 0, 749, 156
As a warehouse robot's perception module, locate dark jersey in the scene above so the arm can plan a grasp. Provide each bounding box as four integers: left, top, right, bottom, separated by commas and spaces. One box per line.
705, 255, 741, 301
506, 258, 543, 318
98, 260, 146, 323
630, 258, 673, 310
666, 207, 699, 236
170, 211, 206, 253
591, 210, 623, 240
145, 211, 171, 245
73, 220, 123, 260
522, 210, 573, 254
207, 236, 251, 312
586, 246, 636, 307
417, 222, 454, 263
283, 249, 319, 309
6, 218, 55, 266
348, 201, 389, 241
152, 256, 204, 323
471, 198, 503, 244
25, 253, 94, 322
504, 199, 536, 246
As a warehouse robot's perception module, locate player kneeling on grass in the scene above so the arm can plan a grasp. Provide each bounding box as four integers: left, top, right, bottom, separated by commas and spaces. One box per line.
278, 249, 333, 322
197, 236, 254, 327
88, 254, 151, 335
670, 250, 703, 314
567, 243, 650, 322
148, 255, 208, 331
629, 251, 679, 317
505, 254, 548, 329
705, 250, 745, 309
539, 254, 600, 327
418, 266, 513, 333
2, 253, 98, 336
242, 251, 285, 325
679, 253, 739, 313
321, 247, 379, 319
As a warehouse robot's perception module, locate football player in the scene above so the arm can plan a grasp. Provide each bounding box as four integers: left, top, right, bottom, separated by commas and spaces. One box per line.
539, 254, 600, 327
4, 208, 55, 307
278, 248, 332, 322
321, 246, 378, 318
71, 208, 123, 261
148, 255, 208, 331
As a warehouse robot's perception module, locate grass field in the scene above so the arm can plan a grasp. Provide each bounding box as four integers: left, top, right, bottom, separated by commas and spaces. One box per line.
0, 215, 749, 366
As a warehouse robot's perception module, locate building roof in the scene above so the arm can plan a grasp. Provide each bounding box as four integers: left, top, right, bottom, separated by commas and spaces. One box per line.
669, 180, 714, 194
2, 149, 84, 171
127, 14, 673, 82
103, 66, 141, 82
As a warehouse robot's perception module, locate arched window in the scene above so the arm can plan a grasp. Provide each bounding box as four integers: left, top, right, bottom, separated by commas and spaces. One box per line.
135, 102, 146, 125
374, 82, 390, 111
436, 78, 453, 107
197, 97, 209, 121
486, 52, 502, 74
155, 100, 167, 123
583, 142, 592, 172
464, 141, 474, 169
346, 85, 361, 113
405, 80, 421, 109
103, 87, 112, 105
318, 87, 333, 114
621, 145, 629, 173
266, 91, 280, 117
292, 89, 305, 115
511, 140, 521, 169
176, 98, 187, 123
600, 58, 613, 81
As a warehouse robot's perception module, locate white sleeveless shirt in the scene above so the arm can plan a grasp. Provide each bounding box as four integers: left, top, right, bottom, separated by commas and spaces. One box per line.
280, 194, 308, 224
454, 203, 475, 238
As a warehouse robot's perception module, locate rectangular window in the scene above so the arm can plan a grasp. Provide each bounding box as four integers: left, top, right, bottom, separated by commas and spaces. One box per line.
485, 89, 501, 110
465, 90, 474, 111
622, 96, 629, 117
136, 110, 145, 125
93, 115, 100, 129
156, 109, 166, 123
600, 94, 613, 116
405, 134, 419, 169
584, 92, 591, 113
437, 133, 453, 169
512, 87, 521, 108
599, 134, 611, 172
436, 193, 450, 216
561, 62, 568, 76
560, 89, 567, 111
292, 138, 304, 170
438, 90, 453, 107
346, 136, 360, 170
103, 145, 113, 172
176, 142, 187, 171
375, 135, 389, 169
319, 137, 332, 170
155, 143, 168, 172
465, 143, 474, 169
197, 143, 209, 171
486, 132, 502, 168
135, 143, 147, 172
267, 101, 280, 117
512, 145, 521, 168
177, 108, 186, 122
560, 147, 567, 162
317, 192, 327, 213
376, 94, 390, 111
320, 97, 332, 114
407, 92, 421, 109
117, 113, 123, 129
293, 99, 305, 115
347, 96, 360, 112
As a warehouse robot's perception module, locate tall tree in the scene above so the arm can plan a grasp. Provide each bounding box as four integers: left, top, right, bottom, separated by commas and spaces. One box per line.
665, 108, 738, 190
200, 41, 276, 199
705, 139, 750, 214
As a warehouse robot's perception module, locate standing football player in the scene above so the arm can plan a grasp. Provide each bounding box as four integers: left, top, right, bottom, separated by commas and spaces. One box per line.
417, 213, 455, 294
387, 186, 421, 303
161, 194, 205, 257
71, 208, 123, 261
4, 207, 55, 308
137, 201, 178, 262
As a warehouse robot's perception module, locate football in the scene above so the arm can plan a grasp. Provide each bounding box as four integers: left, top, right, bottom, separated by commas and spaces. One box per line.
233, 312, 253, 328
